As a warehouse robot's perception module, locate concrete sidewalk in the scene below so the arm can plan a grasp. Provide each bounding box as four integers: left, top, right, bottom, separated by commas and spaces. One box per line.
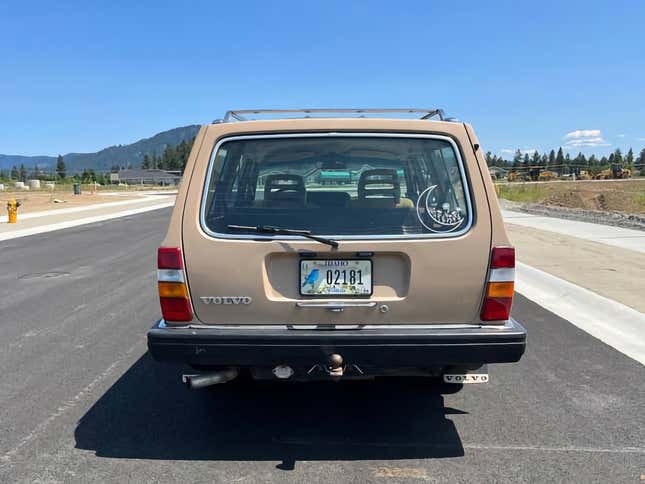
503, 209, 645, 314
502, 209, 645, 254
0, 195, 175, 241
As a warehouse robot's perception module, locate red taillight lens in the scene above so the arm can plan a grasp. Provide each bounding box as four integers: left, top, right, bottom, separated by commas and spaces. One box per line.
481, 246, 515, 321
481, 297, 513, 321
160, 298, 193, 322
157, 247, 192, 322
158, 247, 183, 269
491, 247, 515, 268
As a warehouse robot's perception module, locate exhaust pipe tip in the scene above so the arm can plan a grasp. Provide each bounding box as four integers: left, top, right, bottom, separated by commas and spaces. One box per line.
182, 367, 239, 389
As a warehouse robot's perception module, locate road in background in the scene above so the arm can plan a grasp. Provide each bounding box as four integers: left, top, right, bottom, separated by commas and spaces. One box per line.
0, 209, 643, 482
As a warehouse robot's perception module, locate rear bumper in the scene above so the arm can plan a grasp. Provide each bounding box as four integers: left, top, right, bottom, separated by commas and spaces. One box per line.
147, 319, 526, 368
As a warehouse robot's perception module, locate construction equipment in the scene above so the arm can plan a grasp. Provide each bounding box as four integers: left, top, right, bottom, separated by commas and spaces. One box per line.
538, 170, 558, 181
507, 171, 529, 182
578, 170, 592, 180
611, 164, 631, 179
593, 164, 631, 180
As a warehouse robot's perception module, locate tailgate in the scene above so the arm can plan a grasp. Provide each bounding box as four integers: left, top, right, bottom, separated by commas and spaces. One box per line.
181, 124, 492, 325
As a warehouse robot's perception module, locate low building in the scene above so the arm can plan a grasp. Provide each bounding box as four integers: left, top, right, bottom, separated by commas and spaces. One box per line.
111, 169, 182, 186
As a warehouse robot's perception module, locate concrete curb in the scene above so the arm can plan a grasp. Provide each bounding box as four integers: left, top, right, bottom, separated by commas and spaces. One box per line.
0, 202, 174, 241
516, 262, 645, 366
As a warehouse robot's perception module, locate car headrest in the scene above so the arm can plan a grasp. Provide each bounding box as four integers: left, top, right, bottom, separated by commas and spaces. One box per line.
264, 174, 306, 204
357, 169, 400, 202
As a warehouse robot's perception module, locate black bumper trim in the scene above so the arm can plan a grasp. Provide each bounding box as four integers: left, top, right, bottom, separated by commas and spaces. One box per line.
147, 319, 526, 367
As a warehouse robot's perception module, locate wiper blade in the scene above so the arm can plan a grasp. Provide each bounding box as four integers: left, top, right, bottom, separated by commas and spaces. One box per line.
227, 225, 339, 248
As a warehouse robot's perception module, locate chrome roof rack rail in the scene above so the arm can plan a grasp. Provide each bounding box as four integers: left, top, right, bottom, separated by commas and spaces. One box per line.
221, 108, 447, 123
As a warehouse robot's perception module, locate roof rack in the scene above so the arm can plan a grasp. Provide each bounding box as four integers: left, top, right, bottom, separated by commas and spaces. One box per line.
220, 108, 447, 123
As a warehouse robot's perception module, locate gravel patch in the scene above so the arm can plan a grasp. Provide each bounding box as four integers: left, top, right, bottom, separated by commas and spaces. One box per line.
499, 199, 645, 231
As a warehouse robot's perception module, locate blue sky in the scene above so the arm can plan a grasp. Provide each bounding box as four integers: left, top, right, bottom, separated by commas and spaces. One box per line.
1, 0, 643, 157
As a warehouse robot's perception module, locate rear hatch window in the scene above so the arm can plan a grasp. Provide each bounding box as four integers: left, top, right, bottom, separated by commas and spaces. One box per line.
201, 134, 471, 238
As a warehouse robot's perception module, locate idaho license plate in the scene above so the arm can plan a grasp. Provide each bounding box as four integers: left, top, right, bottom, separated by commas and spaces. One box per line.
300, 259, 372, 296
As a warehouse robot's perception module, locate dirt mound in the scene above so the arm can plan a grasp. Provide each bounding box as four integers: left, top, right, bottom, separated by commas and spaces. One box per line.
544, 187, 642, 213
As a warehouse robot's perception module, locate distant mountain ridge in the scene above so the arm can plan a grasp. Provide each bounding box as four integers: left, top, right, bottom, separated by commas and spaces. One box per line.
0, 125, 201, 172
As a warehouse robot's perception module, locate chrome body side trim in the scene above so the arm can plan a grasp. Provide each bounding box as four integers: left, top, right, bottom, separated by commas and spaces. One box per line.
157, 318, 521, 332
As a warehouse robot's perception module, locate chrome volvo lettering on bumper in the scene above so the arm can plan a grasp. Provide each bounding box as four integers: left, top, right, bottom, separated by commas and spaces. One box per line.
200, 296, 252, 305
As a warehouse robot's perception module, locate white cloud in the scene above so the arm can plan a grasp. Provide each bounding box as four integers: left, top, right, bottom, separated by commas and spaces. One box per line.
563, 129, 610, 148
499, 148, 537, 155
564, 129, 602, 139
617, 134, 626, 138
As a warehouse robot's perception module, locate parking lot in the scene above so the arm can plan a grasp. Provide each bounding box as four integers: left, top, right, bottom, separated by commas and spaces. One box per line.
0, 208, 643, 483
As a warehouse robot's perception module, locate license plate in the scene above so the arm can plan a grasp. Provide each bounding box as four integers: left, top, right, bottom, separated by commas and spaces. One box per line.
300, 259, 372, 296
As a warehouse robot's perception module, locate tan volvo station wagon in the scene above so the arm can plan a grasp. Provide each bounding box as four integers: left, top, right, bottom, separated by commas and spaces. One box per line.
147, 108, 526, 389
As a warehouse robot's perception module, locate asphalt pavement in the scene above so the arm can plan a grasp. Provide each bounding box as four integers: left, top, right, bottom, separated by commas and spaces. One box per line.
0, 208, 643, 483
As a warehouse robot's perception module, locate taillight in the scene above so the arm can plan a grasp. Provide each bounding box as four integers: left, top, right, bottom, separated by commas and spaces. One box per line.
157, 247, 192, 322
481, 247, 515, 321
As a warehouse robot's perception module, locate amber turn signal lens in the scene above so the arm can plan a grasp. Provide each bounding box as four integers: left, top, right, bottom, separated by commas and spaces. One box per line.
158, 282, 188, 298
486, 282, 515, 298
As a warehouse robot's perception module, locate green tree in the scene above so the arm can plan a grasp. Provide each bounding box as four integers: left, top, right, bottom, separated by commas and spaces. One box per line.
18, 164, 26, 182
638, 148, 645, 167
485, 151, 493, 166
10, 165, 19, 180
531, 150, 541, 166
81, 169, 96, 183
547, 149, 556, 168
512, 149, 522, 168
142, 154, 151, 169
555, 147, 564, 174
613, 148, 623, 165
56, 155, 66, 179
625, 148, 634, 168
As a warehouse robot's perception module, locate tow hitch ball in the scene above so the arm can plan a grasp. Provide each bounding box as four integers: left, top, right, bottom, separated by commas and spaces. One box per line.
306, 353, 347, 378
327, 353, 344, 377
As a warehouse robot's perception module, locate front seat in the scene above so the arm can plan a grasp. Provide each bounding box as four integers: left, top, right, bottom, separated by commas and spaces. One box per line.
263, 174, 306, 207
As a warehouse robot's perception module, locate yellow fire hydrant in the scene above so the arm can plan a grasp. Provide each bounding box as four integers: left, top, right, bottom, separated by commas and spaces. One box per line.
7, 198, 20, 224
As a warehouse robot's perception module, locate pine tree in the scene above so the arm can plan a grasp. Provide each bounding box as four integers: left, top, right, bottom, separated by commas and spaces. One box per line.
531, 150, 540, 166
56, 155, 66, 179
512, 149, 522, 168
613, 148, 623, 165
638, 148, 645, 166
555, 147, 564, 174
18, 164, 26, 182
142, 154, 151, 169
485, 151, 493, 166
10, 165, 19, 180
548, 149, 556, 168
625, 148, 634, 168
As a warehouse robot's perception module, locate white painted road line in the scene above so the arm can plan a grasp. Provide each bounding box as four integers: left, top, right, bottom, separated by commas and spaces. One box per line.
502, 209, 645, 254
0, 201, 174, 241
515, 261, 645, 366
0, 194, 175, 223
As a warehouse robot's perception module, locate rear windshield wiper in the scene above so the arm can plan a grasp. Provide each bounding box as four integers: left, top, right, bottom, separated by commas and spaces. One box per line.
227, 225, 339, 248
